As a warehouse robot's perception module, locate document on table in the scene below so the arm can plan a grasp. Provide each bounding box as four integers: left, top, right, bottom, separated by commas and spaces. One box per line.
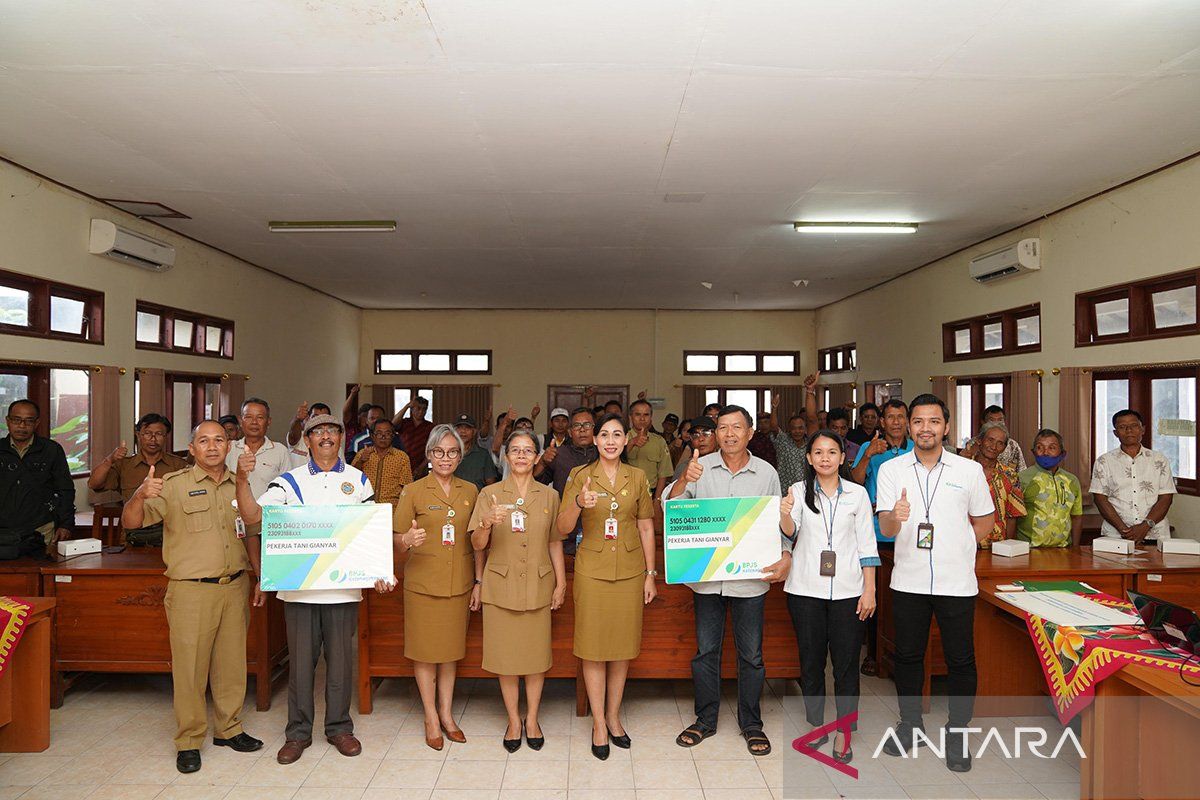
996, 590, 1141, 627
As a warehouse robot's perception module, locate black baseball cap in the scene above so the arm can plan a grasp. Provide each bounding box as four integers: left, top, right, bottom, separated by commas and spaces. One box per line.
454, 413, 478, 428
690, 416, 716, 431
664, 413, 680, 425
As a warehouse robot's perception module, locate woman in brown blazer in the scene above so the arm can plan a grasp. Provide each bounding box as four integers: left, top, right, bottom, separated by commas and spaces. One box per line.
469, 430, 566, 752
393, 424, 483, 751
556, 413, 657, 760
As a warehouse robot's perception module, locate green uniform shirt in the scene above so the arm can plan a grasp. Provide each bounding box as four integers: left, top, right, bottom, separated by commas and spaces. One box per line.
455, 443, 500, 490
1016, 465, 1083, 548
626, 431, 674, 493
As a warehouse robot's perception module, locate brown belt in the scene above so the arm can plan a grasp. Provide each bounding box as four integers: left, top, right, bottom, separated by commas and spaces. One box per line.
184, 570, 244, 585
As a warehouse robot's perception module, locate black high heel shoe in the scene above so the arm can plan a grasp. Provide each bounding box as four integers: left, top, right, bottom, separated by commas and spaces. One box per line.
591, 730, 610, 761
607, 725, 631, 749
525, 718, 544, 751
502, 722, 522, 753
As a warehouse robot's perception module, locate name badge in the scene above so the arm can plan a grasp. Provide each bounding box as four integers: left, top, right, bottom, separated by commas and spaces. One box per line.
917, 522, 935, 550
234, 517, 247, 539
604, 517, 618, 540
819, 549, 837, 577
442, 524, 455, 546
188, 489, 207, 497
511, 510, 526, 532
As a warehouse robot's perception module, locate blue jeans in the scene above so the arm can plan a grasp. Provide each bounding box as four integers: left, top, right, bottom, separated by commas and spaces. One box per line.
691, 591, 766, 732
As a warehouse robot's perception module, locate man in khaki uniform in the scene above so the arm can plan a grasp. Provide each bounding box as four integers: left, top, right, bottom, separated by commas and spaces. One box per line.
88, 413, 188, 545
122, 420, 264, 774
625, 399, 674, 497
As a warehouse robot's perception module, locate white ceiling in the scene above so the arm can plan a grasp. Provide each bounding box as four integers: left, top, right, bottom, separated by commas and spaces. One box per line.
2, 0, 1200, 309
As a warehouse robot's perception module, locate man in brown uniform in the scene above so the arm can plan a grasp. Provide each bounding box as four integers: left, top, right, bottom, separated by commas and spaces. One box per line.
122, 420, 264, 774
88, 413, 188, 545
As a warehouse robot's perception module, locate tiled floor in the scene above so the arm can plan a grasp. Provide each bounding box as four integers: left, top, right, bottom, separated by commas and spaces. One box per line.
0, 668, 1081, 800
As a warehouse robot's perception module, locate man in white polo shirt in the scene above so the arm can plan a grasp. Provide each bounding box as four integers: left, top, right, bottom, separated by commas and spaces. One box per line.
236, 414, 395, 766
875, 393, 994, 773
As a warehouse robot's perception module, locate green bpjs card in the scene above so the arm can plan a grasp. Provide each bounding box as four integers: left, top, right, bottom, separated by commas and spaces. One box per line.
663, 496, 782, 584
260, 503, 393, 591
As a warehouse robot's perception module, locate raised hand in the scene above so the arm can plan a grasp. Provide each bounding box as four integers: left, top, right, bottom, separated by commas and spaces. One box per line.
542, 443, 558, 464
803, 371, 820, 390
140, 464, 164, 499
295, 402, 309, 421
684, 448, 704, 484
780, 489, 795, 519
237, 451, 257, 474
531, 403, 542, 420
109, 440, 129, 461
771, 395, 780, 412
894, 488, 911, 523
865, 430, 888, 458
579, 477, 599, 509
402, 520, 426, 549
487, 503, 509, 527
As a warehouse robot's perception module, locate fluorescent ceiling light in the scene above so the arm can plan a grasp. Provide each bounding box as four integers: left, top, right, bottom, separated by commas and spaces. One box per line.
793, 222, 918, 234
268, 220, 396, 233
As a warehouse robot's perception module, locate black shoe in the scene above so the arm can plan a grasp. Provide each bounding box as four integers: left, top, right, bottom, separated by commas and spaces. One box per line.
608, 726, 631, 749
525, 719, 544, 751
881, 722, 928, 757
213, 732, 264, 753
176, 749, 201, 773
591, 742, 610, 760
945, 728, 972, 772
503, 722, 522, 753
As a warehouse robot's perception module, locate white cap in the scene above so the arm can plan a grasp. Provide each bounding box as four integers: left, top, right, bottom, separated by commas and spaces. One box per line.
550, 407, 570, 419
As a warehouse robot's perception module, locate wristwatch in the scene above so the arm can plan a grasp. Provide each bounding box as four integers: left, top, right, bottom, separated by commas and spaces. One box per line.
645, 569, 659, 577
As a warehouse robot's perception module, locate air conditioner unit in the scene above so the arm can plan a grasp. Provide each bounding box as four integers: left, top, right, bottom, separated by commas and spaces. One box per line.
88, 219, 175, 272
969, 238, 1040, 283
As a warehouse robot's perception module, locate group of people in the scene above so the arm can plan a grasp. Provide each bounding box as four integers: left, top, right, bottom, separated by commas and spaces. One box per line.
0, 378, 1178, 776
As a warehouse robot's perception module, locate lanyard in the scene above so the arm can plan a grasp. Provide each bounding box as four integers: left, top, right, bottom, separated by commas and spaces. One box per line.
818, 484, 841, 550
912, 457, 945, 523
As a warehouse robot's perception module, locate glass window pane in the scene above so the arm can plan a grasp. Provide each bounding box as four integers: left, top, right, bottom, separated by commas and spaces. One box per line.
380, 353, 413, 372
0, 286, 30, 327
982, 322, 1002, 351
956, 384, 973, 448
205, 325, 222, 352
848, 348, 857, 369
50, 295, 86, 335
136, 311, 161, 343
724, 389, 759, 421
204, 382, 220, 421
984, 382, 1004, 414
1016, 315, 1040, 347
1151, 377, 1196, 480
1152, 285, 1197, 329
417, 388, 434, 424
835, 351, 844, 370
686, 354, 719, 372
417, 353, 451, 372
50, 368, 89, 474
762, 354, 795, 373
134, 376, 141, 422
393, 388, 412, 412
1094, 297, 1130, 336
173, 381, 192, 451
456, 353, 489, 372
725, 354, 756, 372
704, 389, 719, 406
1094, 379, 1129, 458
953, 328, 971, 354
0, 373, 31, 437
173, 319, 194, 349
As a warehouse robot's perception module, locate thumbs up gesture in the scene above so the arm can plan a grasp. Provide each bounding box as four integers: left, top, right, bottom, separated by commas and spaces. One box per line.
487, 503, 509, 527
542, 442, 558, 464
295, 402, 309, 421
894, 488, 911, 523
865, 430, 888, 458
140, 464, 164, 499
109, 440, 128, 461
237, 451, 257, 475
684, 448, 704, 484
401, 520, 426, 549
780, 489, 795, 519
579, 477, 599, 509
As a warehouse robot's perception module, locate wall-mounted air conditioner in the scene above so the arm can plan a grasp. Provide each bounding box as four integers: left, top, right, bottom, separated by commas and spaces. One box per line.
88, 219, 175, 272
969, 238, 1040, 283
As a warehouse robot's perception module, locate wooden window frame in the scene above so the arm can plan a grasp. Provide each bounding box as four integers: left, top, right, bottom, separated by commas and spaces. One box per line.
374, 350, 493, 376
1090, 365, 1198, 496
817, 343, 857, 374
0, 360, 93, 476
942, 303, 1040, 362
0, 267, 104, 345
956, 375, 1013, 429
1076, 267, 1200, 346
683, 350, 801, 377
163, 372, 224, 454
866, 379, 904, 406
135, 301, 234, 359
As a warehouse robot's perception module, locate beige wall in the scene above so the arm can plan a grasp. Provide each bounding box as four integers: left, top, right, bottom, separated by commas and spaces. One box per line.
0, 160, 362, 500
360, 309, 817, 416
816, 155, 1200, 536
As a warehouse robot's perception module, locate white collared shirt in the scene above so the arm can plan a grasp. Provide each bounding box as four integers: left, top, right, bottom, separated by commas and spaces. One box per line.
1090, 446, 1175, 540
256, 459, 376, 604
226, 437, 292, 499
875, 449, 994, 597
783, 480, 880, 601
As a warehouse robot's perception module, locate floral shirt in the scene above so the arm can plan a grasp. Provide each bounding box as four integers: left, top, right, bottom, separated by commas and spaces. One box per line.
1090, 446, 1176, 539
351, 446, 413, 507
979, 462, 1026, 548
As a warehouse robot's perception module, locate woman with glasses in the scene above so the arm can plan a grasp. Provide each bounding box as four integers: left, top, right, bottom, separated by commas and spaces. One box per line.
350, 418, 413, 507
557, 413, 657, 760
469, 430, 566, 752
393, 425, 483, 750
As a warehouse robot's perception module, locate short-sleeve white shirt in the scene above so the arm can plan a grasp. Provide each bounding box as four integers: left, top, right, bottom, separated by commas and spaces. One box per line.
256, 459, 376, 604
783, 480, 879, 601
875, 449, 994, 597
226, 438, 293, 500
1089, 446, 1176, 540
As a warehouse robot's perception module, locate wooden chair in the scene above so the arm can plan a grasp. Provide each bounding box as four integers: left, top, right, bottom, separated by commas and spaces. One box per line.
91, 504, 124, 547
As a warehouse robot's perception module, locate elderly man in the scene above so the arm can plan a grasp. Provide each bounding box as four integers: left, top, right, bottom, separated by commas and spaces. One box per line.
237, 414, 393, 766
122, 420, 263, 774
227, 398, 292, 499
286, 401, 332, 465
394, 396, 435, 479
0, 399, 74, 558
626, 399, 674, 497
348, 405, 386, 456
1017, 429, 1084, 548
666, 406, 791, 758
960, 405, 1026, 472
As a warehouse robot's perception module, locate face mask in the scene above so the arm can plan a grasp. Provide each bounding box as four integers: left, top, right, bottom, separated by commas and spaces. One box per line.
1035, 453, 1066, 469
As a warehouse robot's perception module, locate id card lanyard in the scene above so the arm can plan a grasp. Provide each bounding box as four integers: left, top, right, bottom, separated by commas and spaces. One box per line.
818, 483, 841, 596
442, 507, 456, 546
913, 457, 944, 594
605, 499, 619, 540
511, 496, 527, 533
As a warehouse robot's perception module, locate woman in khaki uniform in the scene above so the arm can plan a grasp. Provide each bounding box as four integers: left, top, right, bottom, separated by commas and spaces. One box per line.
557, 413, 657, 760
469, 430, 566, 752
393, 424, 482, 751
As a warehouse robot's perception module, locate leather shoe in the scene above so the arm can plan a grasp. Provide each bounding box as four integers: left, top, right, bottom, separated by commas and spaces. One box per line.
440, 723, 466, 744
176, 749, 201, 774
276, 739, 311, 764
327, 733, 362, 757
213, 732, 264, 752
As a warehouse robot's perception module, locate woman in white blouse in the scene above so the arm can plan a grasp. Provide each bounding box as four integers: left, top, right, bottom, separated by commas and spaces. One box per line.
781, 430, 879, 765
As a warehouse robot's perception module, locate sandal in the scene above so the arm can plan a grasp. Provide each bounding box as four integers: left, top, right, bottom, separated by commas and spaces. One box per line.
675, 724, 716, 748
742, 729, 772, 757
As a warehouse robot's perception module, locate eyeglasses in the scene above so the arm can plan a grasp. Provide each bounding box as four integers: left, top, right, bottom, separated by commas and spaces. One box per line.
570, 422, 594, 430
508, 448, 537, 457
5, 416, 37, 427
308, 425, 341, 436
690, 430, 714, 438
430, 448, 461, 459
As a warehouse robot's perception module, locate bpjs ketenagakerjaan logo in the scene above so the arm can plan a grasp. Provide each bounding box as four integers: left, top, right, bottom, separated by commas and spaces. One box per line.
791, 712, 1086, 780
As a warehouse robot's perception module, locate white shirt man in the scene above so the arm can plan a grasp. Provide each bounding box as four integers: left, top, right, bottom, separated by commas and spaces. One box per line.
226, 437, 291, 500
1091, 446, 1175, 540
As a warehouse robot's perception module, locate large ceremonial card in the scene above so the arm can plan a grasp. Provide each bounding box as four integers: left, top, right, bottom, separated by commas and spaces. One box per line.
260, 504, 394, 591
663, 496, 782, 584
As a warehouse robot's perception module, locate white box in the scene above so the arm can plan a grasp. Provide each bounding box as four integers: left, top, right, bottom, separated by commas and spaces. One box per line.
1092, 537, 1134, 555
57, 538, 102, 557
990, 539, 1030, 558
1160, 539, 1200, 555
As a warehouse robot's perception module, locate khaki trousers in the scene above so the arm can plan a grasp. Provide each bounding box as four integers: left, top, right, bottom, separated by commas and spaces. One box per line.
164, 574, 250, 750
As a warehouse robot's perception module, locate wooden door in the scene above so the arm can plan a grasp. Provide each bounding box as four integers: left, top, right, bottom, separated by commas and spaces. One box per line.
547, 385, 629, 414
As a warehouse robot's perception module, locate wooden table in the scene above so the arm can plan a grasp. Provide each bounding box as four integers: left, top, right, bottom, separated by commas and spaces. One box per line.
0, 559, 46, 598
0, 597, 54, 752
358, 555, 800, 715
1088, 543, 1200, 608
42, 551, 287, 710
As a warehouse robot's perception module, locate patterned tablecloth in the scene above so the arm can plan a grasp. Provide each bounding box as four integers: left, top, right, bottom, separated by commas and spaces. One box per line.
1021, 590, 1200, 722
0, 597, 30, 682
